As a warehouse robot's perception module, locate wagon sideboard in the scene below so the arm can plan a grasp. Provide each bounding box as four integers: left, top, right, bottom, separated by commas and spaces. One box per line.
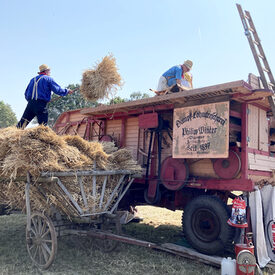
54, 77, 275, 194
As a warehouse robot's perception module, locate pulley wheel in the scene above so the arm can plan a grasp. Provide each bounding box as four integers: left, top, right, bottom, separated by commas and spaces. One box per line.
160, 157, 189, 191
212, 151, 241, 179
236, 250, 256, 274
100, 135, 113, 142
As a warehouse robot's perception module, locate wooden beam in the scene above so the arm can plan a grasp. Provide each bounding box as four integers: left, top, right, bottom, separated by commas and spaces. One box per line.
80, 80, 252, 116
66, 228, 222, 268
161, 243, 222, 268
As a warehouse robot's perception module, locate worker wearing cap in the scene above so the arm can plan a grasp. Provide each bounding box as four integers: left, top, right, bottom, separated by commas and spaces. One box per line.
17, 64, 73, 129
157, 60, 193, 91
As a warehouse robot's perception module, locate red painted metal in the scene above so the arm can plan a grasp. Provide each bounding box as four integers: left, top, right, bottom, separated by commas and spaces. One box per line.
55, 117, 106, 141
120, 118, 126, 148
83, 120, 90, 140
160, 157, 189, 190
147, 179, 158, 198
138, 113, 159, 129
186, 178, 254, 191
212, 151, 241, 179
150, 134, 158, 178
134, 177, 254, 192
241, 103, 249, 179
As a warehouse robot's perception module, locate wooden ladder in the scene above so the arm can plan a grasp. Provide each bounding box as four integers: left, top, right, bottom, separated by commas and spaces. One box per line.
236, 3, 275, 115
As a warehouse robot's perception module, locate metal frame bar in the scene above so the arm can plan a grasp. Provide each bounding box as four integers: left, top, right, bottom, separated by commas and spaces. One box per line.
78, 176, 88, 210
41, 170, 135, 177
99, 176, 108, 209
92, 162, 97, 212
55, 177, 83, 215
110, 178, 134, 213
103, 175, 125, 211
24, 168, 136, 220
26, 172, 31, 231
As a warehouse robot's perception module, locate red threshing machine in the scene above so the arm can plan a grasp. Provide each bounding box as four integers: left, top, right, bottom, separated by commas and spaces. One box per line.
54, 73, 275, 256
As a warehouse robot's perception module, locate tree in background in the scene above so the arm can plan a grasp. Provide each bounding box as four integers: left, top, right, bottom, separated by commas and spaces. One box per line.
129, 92, 150, 101
108, 96, 126, 105
108, 92, 150, 105
0, 101, 17, 128
47, 87, 151, 126
47, 84, 98, 127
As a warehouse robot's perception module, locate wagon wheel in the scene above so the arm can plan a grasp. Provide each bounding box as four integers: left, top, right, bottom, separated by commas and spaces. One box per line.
182, 195, 235, 255
26, 212, 57, 269
94, 215, 121, 252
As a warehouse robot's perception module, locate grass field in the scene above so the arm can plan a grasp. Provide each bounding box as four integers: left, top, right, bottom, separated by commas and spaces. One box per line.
0, 206, 272, 275
0, 206, 220, 275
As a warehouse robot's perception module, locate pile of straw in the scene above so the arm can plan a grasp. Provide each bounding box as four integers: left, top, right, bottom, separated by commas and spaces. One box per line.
0, 126, 90, 179
0, 125, 141, 218
63, 135, 109, 170
80, 54, 123, 102
101, 141, 118, 154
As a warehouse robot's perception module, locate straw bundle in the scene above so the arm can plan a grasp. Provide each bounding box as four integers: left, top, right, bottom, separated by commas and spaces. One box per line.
0, 125, 141, 219
63, 135, 108, 169
80, 54, 123, 101
108, 148, 142, 171
0, 126, 89, 179
101, 141, 118, 154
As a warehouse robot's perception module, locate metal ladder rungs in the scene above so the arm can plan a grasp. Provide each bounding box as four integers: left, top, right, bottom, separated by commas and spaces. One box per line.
237, 4, 275, 117
258, 54, 265, 60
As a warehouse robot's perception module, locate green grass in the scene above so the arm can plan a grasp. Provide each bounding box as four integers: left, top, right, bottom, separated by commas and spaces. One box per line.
0, 207, 272, 274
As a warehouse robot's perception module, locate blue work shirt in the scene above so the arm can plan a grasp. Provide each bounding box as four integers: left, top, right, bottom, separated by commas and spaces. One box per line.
25, 74, 68, 102
162, 65, 183, 87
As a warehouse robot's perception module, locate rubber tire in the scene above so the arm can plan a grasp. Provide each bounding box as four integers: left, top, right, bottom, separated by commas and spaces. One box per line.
0, 204, 8, 216
182, 195, 235, 255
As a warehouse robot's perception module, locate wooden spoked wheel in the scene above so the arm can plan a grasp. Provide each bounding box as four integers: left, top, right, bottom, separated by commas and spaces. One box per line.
26, 213, 57, 269
95, 216, 121, 252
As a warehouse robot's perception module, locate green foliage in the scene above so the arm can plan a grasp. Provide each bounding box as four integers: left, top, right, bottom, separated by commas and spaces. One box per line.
47, 87, 151, 126
129, 92, 150, 101
108, 92, 150, 105
108, 96, 126, 105
0, 101, 17, 128
47, 84, 98, 127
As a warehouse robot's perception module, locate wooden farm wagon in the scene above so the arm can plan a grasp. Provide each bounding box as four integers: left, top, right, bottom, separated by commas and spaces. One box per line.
54, 74, 275, 256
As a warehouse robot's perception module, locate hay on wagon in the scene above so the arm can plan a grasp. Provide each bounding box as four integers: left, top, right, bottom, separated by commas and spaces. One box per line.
0, 126, 141, 219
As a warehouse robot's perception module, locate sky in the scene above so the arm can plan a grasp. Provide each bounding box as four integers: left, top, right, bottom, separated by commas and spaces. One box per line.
0, 0, 275, 120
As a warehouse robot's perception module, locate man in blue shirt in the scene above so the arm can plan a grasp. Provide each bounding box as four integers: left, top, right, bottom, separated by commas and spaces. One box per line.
157, 60, 193, 92
17, 64, 73, 129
